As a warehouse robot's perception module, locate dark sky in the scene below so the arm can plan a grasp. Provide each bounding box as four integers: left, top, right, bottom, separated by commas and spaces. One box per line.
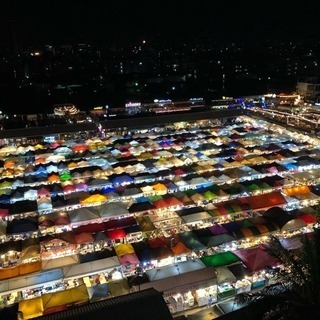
0, 0, 319, 48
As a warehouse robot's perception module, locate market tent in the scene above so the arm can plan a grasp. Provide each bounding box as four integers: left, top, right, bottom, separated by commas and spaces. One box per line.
41, 284, 89, 312
42, 254, 79, 270
79, 247, 116, 263
179, 231, 207, 251
279, 236, 303, 250
233, 246, 278, 273
87, 283, 110, 302
114, 243, 135, 256
244, 192, 287, 211
227, 263, 251, 279
69, 207, 101, 226
96, 201, 129, 218
0, 268, 63, 293
171, 241, 191, 255
298, 213, 317, 225
79, 194, 107, 204
280, 219, 307, 232
6, 217, 38, 234
18, 297, 43, 319
20, 244, 40, 260
73, 222, 105, 235
209, 224, 228, 235
180, 211, 212, 224
141, 259, 217, 292
64, 256, 120, 279
200, 233, 236, 247
74, 232, 94, 244
107, 278, 130, 297
131, 240, 156, 264
107, 228, 126, 240
263, 206, 294, 228
201, 252, 240, 268
135, 215, 156, 232
215, 266, 237, 284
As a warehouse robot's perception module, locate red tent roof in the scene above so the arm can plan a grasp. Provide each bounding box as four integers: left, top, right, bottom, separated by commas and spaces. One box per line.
107, 228, 126, 240
298, 213, 317, 225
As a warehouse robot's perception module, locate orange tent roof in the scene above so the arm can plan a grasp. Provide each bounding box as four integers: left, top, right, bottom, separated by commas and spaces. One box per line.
283, 185, 310, 196
48, 174, 60, 182
172, 241, 191, 255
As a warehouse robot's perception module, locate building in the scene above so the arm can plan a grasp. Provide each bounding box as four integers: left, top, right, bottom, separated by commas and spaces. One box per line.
296, 77, 320, 103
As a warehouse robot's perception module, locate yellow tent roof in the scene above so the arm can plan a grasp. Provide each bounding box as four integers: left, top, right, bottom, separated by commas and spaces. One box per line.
19, 297, 43, 319
42, 284, 89, 310
80, 194, 107, 204
114, 243, 135, 256
153, 183, 167, 191
68, 162, 79, 168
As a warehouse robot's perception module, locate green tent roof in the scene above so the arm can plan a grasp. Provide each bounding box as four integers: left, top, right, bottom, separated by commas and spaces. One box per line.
201, 251, 240, 267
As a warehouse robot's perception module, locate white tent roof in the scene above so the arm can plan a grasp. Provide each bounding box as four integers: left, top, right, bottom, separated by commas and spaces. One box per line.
181, 211, 212, 224
0, 269, 63, 295
42, 254, 79, 270
141, 259, 217, 292
63, 256, 120, 280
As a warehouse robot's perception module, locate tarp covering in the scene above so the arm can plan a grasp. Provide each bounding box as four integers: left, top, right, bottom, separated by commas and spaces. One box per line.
19, 297, 43, 319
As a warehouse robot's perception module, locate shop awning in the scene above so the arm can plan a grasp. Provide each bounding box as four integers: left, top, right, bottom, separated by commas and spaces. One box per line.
63, 255, 120, 280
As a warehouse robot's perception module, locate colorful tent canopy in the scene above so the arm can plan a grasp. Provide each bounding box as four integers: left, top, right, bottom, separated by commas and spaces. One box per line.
233, 246, 278, 272
201, 252, 240, 267
18, 296, 43, 319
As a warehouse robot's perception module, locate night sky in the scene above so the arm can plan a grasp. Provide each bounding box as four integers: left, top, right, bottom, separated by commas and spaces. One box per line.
0, 0, 319, 48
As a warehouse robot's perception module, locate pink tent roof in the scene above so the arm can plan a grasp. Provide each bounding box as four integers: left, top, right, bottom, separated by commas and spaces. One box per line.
37, 187, 50, 197
233, 246, 278, 272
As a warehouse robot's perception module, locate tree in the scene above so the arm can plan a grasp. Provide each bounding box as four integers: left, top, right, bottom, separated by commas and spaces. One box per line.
236, 228, 320, 320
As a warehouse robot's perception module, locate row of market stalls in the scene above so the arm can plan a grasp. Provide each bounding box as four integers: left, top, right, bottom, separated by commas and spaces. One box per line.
1, 116, 320, 318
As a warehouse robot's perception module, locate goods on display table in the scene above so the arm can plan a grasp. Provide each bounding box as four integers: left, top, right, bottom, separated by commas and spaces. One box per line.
194, 285, 218, 307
